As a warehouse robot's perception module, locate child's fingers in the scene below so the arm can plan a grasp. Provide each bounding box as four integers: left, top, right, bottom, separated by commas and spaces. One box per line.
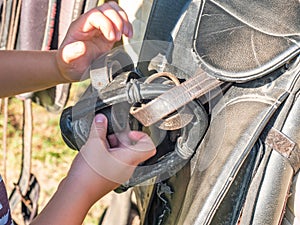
113, 131, 156, 155
98, 3, 124, 40
128, 130, 149, 142
107, 134, 119, 148
112, 130, 155, 148
82, 9, 118, 41
106, 1, 133, 37
77, 2, 132, 41
112, 131, 156, 166
128, 131, 157, 153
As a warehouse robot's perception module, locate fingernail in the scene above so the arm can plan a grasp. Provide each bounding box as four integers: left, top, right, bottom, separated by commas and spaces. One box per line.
128, 29, 133, 38
95, 114, 105, 123
109, 31, 115, 40
123, 25, 128, 36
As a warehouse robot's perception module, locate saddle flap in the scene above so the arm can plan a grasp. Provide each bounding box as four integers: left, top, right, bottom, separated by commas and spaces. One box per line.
194, 1, 300, 82
137, 0, 300, 83
211, 0, 300, 37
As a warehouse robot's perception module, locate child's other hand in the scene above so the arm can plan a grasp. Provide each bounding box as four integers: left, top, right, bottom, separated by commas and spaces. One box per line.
78, 113, 156, 185
56, 1, 133, 82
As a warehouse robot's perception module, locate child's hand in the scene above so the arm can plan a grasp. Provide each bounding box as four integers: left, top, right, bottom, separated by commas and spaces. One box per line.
31, 114, 155, 224
56, 1, 133, 82
80, 113, 156, 184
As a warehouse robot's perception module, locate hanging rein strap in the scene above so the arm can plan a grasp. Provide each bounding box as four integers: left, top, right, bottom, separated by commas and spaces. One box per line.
9, 99, 40, 224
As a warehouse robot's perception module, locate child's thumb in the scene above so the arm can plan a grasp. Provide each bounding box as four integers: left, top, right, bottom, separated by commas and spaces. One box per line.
62, 41, 85, 63
92, 114, 108, 140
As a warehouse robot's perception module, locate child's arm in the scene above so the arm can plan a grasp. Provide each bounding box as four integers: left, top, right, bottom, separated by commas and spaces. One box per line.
30, 114, 156, 225
0, 2, 132, 98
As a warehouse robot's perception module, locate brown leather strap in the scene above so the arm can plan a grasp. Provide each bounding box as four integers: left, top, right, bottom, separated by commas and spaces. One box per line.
7, 0, 20, 49
1, 98, 8, 183
130, 70, 225, 127
59, 0, 85, 45
265, 127, 300, 172
9, 99, 35, 221
19, 0, 51, 50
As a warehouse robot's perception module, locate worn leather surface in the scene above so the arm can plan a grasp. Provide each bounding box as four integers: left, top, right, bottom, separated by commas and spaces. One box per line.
211, 0, 299, 36
195, 1, 300, 82
138, 0, 300, 82
19, 0, 54, 50
131, 0, 300, 224
175, 61, 300, 225
284, 172, 300, 225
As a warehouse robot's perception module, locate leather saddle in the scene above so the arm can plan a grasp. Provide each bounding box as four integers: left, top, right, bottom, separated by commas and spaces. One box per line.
60, 0, 300, 224
137, 0, 300, 81
133, 1, 300, 225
